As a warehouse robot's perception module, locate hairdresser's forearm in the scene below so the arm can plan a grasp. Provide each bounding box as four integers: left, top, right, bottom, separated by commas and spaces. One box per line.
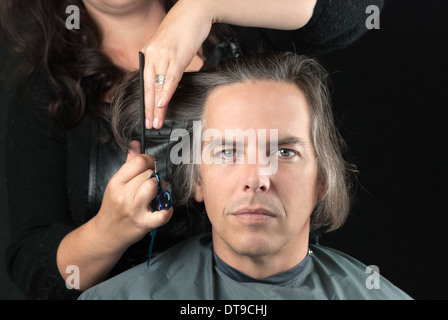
204, 0, 318, 30
56, 215, 126, 291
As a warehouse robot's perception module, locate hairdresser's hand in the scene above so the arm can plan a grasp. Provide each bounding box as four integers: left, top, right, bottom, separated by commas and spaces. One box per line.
95, 141, 173, 251
141, 0, 212, 129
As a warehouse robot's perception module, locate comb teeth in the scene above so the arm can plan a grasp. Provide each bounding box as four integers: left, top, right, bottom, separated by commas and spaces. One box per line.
139, 51, 146, 153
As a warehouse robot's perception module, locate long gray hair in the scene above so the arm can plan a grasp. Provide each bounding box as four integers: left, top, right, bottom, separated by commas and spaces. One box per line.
111, 52, 356, 232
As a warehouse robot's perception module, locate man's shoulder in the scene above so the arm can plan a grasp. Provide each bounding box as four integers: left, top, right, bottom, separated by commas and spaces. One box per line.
78, 233, 213, 300
308, 244, 412, 300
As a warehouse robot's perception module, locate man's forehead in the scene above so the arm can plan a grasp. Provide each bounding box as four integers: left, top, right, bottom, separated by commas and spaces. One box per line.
203, 80, 312, 138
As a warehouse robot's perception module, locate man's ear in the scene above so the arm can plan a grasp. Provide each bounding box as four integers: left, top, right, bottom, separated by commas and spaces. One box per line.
317, 180, 326, 201
194, 180, 204, 202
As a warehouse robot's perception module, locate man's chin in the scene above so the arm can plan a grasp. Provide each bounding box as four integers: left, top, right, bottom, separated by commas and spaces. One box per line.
231, 233, 280, 258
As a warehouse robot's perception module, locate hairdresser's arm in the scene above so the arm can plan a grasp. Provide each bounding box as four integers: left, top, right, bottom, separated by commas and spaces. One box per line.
57, 145, 173, 291
142, 0, 317, 130
210, 0, 317, 29
5, 74, 170, 297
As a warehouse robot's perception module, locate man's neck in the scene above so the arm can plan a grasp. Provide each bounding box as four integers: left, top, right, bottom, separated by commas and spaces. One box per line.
84, 0, 166, 71
212, 230, 310, 279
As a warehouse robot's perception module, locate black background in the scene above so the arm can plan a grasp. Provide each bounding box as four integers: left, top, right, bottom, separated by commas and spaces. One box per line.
317, 0, 448, 300
1, 0, 447, 300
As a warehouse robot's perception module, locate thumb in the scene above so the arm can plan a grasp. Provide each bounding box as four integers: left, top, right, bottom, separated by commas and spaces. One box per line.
126, 140, 142, 161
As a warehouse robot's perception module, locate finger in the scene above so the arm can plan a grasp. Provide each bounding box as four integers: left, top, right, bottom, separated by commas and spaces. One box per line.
126, 140, 141, 161
141, 207, 174, 230
147, 207, 174, 228
114, 154, 156, 185
153, 65, 183, 129
133, 176, 159, 211
153, 72, 170, 129
132, 171, 170, 209
143, 64, 156, 130
133, 179, 174, 227
123, 168, 154, 197
146, 59, 169, 130
132, 170, 168, 193
123, 159, 170, 198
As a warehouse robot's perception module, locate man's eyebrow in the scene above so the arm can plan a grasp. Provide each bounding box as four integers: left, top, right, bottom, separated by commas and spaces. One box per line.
204, 136, 308, 148
275, 136, 307, 148
203, 138, 231, 149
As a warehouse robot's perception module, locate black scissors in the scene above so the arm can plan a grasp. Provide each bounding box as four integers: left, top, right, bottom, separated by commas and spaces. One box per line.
139, 52, 172, 267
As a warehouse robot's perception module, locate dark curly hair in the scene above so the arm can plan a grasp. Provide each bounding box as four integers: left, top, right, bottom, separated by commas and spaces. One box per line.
0, 0, 234, 127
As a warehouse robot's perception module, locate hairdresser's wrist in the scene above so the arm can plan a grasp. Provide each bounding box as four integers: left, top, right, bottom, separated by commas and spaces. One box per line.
91, 209, 146, 255
175, 0, 215, 28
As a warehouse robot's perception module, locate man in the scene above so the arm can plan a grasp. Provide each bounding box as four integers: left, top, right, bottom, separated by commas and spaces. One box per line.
79, 53, 411, 299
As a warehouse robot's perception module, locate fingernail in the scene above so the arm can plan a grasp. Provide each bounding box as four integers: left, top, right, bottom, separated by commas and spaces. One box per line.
145, 118, 151, 129
157, 97, 165, 108
153, 117, 160, 129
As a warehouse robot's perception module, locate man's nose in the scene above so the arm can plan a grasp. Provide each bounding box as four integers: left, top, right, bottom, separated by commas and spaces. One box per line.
241, 163, 271, 193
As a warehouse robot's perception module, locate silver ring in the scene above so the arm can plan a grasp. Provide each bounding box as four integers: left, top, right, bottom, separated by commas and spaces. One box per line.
155, 74, 165, 85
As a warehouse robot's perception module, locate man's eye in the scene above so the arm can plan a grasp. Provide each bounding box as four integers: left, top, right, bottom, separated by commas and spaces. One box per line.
277, 148, 297, 158
222, 149, 235, 158
213, 148, 236, 160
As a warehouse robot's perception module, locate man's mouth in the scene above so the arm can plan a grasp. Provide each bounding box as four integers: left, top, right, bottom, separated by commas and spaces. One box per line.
230, 207, 276, 222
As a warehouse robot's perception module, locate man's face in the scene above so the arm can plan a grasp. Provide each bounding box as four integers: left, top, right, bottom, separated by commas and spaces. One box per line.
195, 80, 324, 261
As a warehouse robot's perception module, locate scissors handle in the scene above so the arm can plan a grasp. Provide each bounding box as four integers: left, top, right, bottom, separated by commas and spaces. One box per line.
157, 190, 172, 210
150, 171, 172, 211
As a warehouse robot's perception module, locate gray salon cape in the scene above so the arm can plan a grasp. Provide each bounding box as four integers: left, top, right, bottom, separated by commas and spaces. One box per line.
78, 233, 411, 300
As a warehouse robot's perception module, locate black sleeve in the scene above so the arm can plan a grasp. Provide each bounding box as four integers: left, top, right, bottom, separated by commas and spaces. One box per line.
5, 73, 81, 299
232, 0, 385, 56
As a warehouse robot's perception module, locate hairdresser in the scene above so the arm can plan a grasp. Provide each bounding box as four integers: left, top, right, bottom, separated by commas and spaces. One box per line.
0, 0, 383, 299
